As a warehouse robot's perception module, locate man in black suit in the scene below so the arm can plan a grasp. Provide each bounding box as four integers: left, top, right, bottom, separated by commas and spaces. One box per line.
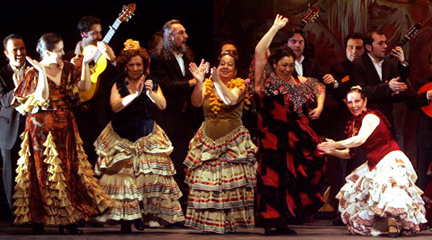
0, 34, 27, 218
351, 30, 409, 127
150, 19, 198, 210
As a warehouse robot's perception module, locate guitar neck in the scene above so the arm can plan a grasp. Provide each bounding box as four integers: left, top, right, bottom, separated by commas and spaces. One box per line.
94, 19, 122, 62
299, 20, 307, 31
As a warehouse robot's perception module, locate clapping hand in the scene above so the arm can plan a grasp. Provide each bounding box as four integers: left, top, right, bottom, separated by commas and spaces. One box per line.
210, 67, 220, 82
189, 59, 209, 82
273, 14, 289, 30
145, 79, 154, 92
83, 47, 98, 65
135, 75, 145, 95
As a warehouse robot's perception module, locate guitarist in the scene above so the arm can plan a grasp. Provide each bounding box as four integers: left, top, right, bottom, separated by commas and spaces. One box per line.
67, 16, 118, 167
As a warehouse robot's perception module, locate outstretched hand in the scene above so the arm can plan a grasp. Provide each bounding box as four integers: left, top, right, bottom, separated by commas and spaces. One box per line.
317, 138, 337, 154
189, 59, 209, 82
273, 14, 289, 30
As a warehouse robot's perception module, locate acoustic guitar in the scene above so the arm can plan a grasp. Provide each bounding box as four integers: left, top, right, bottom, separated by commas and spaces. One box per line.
80, 3, 136, 102
299, 6, 320, 31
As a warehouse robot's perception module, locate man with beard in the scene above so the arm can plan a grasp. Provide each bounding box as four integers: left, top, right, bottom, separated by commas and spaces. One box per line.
150, 20, 198, 212
0, 34, 27, 220
69, 16, 117, 167
351, 30, 409, 128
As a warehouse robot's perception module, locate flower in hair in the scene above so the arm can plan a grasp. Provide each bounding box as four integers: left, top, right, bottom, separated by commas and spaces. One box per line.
123, 39, 140, 51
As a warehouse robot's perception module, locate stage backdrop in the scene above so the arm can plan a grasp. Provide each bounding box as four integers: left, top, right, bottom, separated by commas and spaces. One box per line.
213, 0, 432, 166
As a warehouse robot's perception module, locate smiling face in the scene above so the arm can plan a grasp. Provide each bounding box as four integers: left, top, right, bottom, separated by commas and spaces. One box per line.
217, 54, 237, 81
287, 33, 305, 59
4, 38, 27, 68
346, 38, 364, 62
171, 23, 188, 53
45, 41, 65, 65
346, 91, 367, 116
125, 55, 144, 81
81, 23, 102, 47
273, 55, 295, 81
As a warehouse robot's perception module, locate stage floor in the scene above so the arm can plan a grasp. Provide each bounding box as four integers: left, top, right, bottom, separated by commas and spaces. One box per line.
1, 220, 431, 239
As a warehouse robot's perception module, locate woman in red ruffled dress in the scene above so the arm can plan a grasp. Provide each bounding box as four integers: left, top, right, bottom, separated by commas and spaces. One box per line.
12, 33, 111, 234
318, 86, 427, 237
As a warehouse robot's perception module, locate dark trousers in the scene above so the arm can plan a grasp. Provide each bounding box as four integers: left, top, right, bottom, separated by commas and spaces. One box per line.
1, 139, 21, 213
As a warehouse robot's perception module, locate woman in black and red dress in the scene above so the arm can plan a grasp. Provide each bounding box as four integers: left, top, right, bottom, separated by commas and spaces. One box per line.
252, 15, 326, 235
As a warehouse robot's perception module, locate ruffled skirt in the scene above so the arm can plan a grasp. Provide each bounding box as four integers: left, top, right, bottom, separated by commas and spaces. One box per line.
337, 151, 427, 236
184, 124, 257, 233
94, 122, 184, 223
14, 111, 112, 226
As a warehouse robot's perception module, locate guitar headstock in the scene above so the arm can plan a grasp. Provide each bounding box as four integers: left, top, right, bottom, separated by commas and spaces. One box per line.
405, 23, 422, 39
118, 3, 136, 22
302, 6, 320, 24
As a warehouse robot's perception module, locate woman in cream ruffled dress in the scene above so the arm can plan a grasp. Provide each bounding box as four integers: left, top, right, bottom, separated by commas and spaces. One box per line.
183, 52, 257, 234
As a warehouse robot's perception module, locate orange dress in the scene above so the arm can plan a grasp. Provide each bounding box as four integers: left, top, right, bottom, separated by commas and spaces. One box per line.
12, 62, 111, 226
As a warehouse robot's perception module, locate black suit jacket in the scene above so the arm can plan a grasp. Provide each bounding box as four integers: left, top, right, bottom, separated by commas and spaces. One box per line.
351, 53, 409, 124
150, 52, 199, 134
295, 57, 323, 80
0, 64, 23, 150
329, 60, 356, 100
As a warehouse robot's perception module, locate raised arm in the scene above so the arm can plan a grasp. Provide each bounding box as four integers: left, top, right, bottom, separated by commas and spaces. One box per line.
254, 14, 288, 93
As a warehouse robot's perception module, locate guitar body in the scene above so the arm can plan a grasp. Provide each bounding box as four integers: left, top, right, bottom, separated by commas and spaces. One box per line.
419, 82, 432, 118
80, 45, 108, 102
77, 3, 136, 102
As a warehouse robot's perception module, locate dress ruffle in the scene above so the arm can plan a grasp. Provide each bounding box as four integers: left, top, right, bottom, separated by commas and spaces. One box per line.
184, 125, 257, 233
95, 122, 174, 176
185, 125, 257, 168
13, 94, 48, 115
94, 122, 184, 223
336, 151, 427, 236
13, 131, 112, 226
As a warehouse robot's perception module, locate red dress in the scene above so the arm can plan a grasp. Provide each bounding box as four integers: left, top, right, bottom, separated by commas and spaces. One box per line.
12, 62, 111, 226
